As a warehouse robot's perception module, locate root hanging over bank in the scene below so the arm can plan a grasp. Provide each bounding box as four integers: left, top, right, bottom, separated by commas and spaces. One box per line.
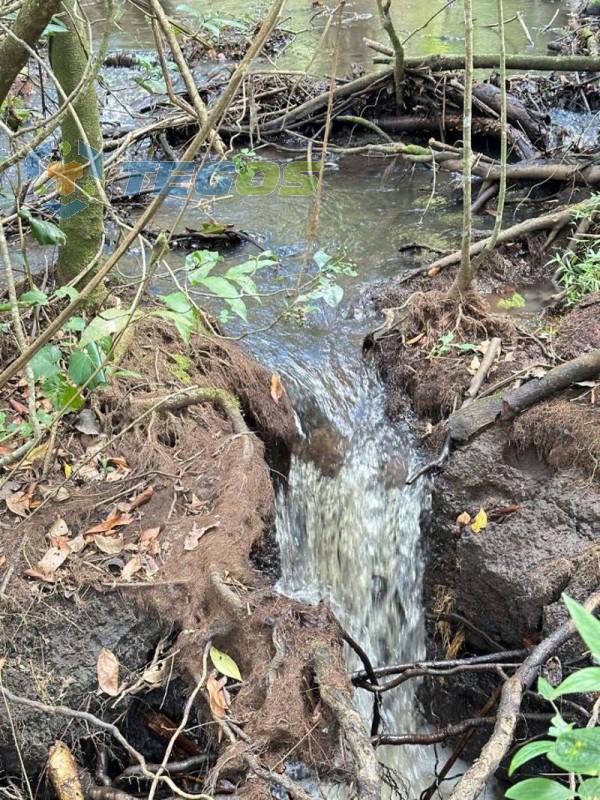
0, 319, 380, 800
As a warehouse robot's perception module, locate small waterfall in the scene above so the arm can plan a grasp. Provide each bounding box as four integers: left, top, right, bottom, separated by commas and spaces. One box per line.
274, 339, 434, 795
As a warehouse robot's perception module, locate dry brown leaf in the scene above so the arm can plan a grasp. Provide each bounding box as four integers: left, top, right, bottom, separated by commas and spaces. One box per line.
270, 374, 284, 404
86, 512, 134, 534
456, 512, 471, 527
50, 535, 71, 550
48, 517, 69, 539
68, 535, 86, 554
139, 527, 161, 553
38, 546, 70, 572
24, 566, 56, 583
207, 675, 228, 719
121, 554, 143, 581
97, 647, 120, 696
5, 491, 30, 517
184, 521, 219, 551
127, 485, 154, 511
93, 534, 125, 555
107, 456, 128, 470
0, 445, 14, 456
0, 555, 6, 569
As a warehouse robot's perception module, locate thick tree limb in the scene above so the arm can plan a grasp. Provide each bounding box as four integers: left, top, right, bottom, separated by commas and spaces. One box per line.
313, 645, 381, 800
448, 590, 600, 800
448, 347, 600, 442
0, 0, 61, 106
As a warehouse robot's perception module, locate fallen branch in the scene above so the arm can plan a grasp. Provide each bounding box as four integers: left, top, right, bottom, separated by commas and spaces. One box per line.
448, 347, 600, 442
313, 644, 381, 800
448, 590, 600, 800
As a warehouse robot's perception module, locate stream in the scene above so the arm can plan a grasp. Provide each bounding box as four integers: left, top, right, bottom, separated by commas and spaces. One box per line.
11, 0, 581, 794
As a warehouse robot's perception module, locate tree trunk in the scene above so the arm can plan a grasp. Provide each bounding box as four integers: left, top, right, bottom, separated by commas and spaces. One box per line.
49, 0, 105, 289
0, 0, 61, 107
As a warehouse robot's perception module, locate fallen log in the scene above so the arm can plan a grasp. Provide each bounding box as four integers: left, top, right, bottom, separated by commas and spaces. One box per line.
447, 348, 600, 442
365, 39, 600, 72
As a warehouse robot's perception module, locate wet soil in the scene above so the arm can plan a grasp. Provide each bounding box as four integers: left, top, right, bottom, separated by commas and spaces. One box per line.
370, 244, 600, 771
0, 314, 356, 798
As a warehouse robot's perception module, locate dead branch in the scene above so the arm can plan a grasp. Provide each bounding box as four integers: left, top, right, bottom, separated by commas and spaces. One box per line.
313, 644, 381, 800
448, 589, 600, 800
351, 650, 527, 682
448, 347, 600, 442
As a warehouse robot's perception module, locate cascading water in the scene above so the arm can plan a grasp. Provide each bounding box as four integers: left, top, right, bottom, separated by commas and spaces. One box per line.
271, 333, 434, 794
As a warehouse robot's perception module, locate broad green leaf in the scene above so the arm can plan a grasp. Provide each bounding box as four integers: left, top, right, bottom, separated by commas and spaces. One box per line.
152, 309, 196, 345
67, 349, 105, 390
30, 344, 62, 381
80, 308, 138, 348
537, 676, 557, 700
550, 667, 600, 698
54, 286, 79, 301
563, 594, 600, 661
210, 646, 242, 681
225, 297, 248, 321
63, 316, 86, 332
505, 778, 574, 800
158, 291, 193, 314
41, 375, 84, 413
508, 740, 553, 776
579, 778, 600, 799
20, 289, 48, 306
548, 729, 600, 775
200, 276, 240, 300
313, 249, 332, 269
548, 712, 573, 738
19, 208, 66, 246
320, 283, 343, 307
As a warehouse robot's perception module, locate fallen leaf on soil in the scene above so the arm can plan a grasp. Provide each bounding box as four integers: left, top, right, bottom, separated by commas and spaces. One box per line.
406, 332, 425, 346
270, 374, 284, 404
107, 456, 129, 470
50, 535, 71, 550
139, 527, 161, 553
86, 512, 134, 534
69, 535, 86, 554
0, 445, 14, 456
488, 504, 521, 520
0, 480, 21, 501
143, 662, 167, 686
21, 441, 51, 467
63, 463, 72, 479
121, 554, 143, 581
8, 397, 27, 415
5, 491, 30, 517
470, 508, 488, 534
456, 512, 471, 527
74, 409, 101, 435
24, 566, 56, 583
97, 647, 120, 696
468, 356, 481, 375
93, 534, 125, 555
184, 520, 219, 551
127, 485, 154, 511
207, 675, 229, 719
48, 517, 69, 539
210, 646, 242, 681
0, 556, 6, 569
37, 545, 70, 574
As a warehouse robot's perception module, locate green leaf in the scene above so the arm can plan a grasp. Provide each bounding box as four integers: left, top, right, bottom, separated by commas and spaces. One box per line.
313, 249, 332, 270
80, 308, 138, 348
320, 283, 343, 307
548, 729, 600, 775
54, 286, 79, 301
63, 316, 86, 332
19, 209, 66, 246
579, 778, 600, 799
210, 646, 242, 681
537, 676, 556, 701
19, 289, 48, 307
548, 712, 573, 738
152, 309, 196, 345
505, 778, 574, 800
550, 667, 600, 698
67, 349, 105, 390
30, 344, 62, 381
158, 291, 194, 314
41, 375, 84, 413
508, 741, 553, 776
200, 276, 240, 300
563, 594, 600, 661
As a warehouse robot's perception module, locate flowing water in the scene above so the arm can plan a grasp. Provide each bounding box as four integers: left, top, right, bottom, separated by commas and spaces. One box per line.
24, 0, 580, 793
